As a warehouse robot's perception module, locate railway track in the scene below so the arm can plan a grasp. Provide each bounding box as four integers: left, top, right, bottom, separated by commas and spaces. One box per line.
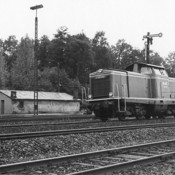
0, 120, 101, 128
1, 139, 175, 174
1, 122, 175, 140
1, 117, 175, 128
0, 114, 94, 122
3, 118, 175, 134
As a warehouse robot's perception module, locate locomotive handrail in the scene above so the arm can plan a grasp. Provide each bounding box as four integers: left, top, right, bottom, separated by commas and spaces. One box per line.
116, 84, 126, 112
81, 87, 87, 102
160, 82, 162, 98
116, 83, 120, 111
123, 84, 127, 111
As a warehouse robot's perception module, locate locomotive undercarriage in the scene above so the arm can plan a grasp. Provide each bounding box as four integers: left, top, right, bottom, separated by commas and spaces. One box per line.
92, 99, 175, 121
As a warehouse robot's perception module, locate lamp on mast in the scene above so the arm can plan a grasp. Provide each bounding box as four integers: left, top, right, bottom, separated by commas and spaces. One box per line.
30, 4, 43, 115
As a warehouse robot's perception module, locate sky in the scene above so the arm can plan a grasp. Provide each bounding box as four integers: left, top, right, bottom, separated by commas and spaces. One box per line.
0, 0, 175, 58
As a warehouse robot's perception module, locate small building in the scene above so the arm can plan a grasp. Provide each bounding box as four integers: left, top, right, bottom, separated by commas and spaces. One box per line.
0, 90, 80, 114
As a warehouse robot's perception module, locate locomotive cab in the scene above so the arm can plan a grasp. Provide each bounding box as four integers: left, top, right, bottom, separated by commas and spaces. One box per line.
88, 62, 175, 121
126, 63, 170, 98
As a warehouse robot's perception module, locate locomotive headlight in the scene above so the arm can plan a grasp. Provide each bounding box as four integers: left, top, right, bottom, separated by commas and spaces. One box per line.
88, 94, 92, 99
109, 92, 113, 97
97, 69, 103, 73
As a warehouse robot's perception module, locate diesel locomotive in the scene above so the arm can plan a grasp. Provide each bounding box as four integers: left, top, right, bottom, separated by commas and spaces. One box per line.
87, 62, 175, 121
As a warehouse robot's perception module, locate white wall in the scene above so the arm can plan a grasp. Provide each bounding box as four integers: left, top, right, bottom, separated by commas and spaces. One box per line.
12, 100, 80, 114
0, 93, 13, 114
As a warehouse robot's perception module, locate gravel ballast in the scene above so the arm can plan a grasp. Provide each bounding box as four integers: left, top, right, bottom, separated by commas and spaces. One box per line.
2, 127, 175, 174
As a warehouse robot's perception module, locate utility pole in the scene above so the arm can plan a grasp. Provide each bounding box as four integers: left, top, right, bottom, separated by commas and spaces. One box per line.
143, 32, 162, 64
30, 4, 43, 115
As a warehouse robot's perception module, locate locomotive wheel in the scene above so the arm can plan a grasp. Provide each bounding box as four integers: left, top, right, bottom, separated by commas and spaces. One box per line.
94, 110, 100, 119
158, 115, 165, 119
135, 115, 143, 120
100, 108, 109, 122
145, 115, 151, 119
108, 109, 115, 118
94, 108, 108, 122
100, 115, 108, 122
152, 115, 158, 119
118, 113, 126, 121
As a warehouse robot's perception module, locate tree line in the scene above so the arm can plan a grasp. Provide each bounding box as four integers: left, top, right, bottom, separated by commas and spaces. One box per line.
0, 26, 174, 96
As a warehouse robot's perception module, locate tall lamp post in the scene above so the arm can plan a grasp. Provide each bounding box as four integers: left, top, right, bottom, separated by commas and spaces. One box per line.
30, 4, 43, 115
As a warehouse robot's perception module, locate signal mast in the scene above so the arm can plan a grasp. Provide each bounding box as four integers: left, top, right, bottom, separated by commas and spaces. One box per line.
143, 32, 162, 64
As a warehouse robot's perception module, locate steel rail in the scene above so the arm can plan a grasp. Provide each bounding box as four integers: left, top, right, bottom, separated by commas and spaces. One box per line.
1, 139, 175, 174
1, 122, 175, 140
0, 120, 101, 128
0, 115, 94, 122
0, 118, 173, 128
68, 152, 175, 175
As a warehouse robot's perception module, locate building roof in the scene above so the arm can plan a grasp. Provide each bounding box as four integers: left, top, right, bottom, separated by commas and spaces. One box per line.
0, 90, 74, 101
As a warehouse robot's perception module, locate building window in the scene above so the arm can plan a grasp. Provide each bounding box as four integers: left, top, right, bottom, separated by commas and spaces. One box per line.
18, 101, 24, 109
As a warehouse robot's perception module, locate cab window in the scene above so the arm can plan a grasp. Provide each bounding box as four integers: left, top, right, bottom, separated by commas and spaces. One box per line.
140, 67, 152, 74
153, 68, 161, 75
153, 68, 168, 76
160, 69, 168, 76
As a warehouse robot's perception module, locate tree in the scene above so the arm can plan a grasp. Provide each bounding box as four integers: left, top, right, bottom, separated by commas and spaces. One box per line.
3, 35, 18, 70
11, 36, 34, 90
64, 33, 94, 85
0, 50, 8, 88
47, 28, 94, 87
38, 67, 55, 91
38, 35, 50, 70
38, 66, 81, 95
149, 52, 163, 66
163, 52, 175, 77
48, 26, 69, 68
2, 36, 18, 87
92, 31, 113, 70
111, 39, 144, 69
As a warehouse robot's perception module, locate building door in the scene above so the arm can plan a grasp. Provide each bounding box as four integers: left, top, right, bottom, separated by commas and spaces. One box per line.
1, 100, 4, 114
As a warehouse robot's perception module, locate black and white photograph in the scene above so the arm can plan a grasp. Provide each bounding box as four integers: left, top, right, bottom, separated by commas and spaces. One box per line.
1, 0, 175, 174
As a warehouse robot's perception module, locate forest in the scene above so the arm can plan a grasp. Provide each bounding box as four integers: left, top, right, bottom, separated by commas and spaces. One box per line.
0, 26, 175, 97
